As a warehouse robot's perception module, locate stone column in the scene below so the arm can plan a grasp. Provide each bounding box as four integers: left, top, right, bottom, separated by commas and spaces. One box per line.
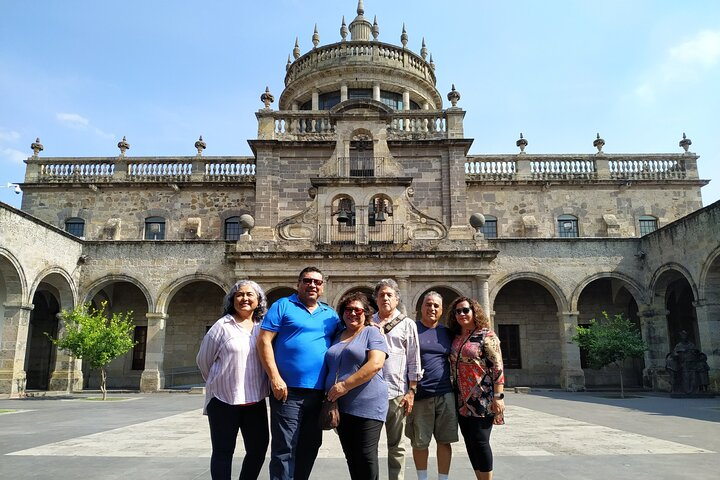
0, 302, 33, 397
402, 91, 410, 111
140, 312, 168, 392
475, 275, 490, 318
340, 84, 348, 102
49, 314, 83, 392
395, 276, 410, 317
251, 146, 279, 240
694, 300, 720, 389
638, 304, 671, 391
557, 310, 585, 391
372, 83, 381, 102
312, 90, 319, 111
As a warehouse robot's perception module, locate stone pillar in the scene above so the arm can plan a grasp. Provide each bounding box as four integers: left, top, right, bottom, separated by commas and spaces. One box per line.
475, 275, 490, 318
140, 312, 168, 392
638, 304, 671, 391
372, 83, 380, 102
251, 146, 279, 240
694, 300, 720, 390
395, 276, 411, 317
558, 311, 585, 391
312, 90, 319, 111
0, 302, 33, 397
595, 155, 610, 180
402, 91, 410, 111
515, 156, 531, 180
340, 84, 348, 102
445, 108, 465, 139
49, 314, 83, 392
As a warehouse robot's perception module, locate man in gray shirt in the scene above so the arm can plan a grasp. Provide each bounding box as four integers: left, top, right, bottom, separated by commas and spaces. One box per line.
372, 279, 422, 480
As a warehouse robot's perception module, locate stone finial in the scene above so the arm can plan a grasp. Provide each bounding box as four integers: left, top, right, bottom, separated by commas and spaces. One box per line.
357, 0, 364, 16
340, 16, 348, 41
421, 38, 428, 60
312, 24, 320, 49
293, 37, 300, 59
593, 133, 605, 153
286, 54, 292, 71
679, 132, 692, 153
261, 86, 275, 109
516, 133, 528, 153
194, 135, 206, 156
429, 54, 435, 70
447, 84, 461, 107
372, 16, 379, 40
117, 136, 130, 157
401, 23, 408, 48
31, 137, 44, 156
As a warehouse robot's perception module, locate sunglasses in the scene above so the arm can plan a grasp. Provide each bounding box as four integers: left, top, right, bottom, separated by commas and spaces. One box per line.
455, 307, 471, 315
301, 278, 324, 286
344, 307, 365, 315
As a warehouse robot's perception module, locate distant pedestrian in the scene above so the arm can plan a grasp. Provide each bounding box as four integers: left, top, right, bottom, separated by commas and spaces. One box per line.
197, 279, 269, 480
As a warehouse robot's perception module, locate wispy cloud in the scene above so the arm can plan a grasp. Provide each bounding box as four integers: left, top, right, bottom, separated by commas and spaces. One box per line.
0, 147, 26, 164
56, 112, 114, 139
0, 129, 20, 142
634, 30, 720, 102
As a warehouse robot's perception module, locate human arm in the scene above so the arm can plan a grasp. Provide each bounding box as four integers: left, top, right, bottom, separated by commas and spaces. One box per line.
257, 329, 287, 402
400, 320, 423, 415
484, 333, 505, 415
196, 324, 220, 381
326, 349, 386, 401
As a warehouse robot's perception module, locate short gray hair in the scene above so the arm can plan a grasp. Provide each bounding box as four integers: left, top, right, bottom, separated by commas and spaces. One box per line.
374, 278, 401, 302
422, 291, 443, 306
222, 280, 267, 322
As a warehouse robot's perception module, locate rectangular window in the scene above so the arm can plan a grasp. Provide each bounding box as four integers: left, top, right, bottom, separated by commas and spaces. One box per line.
558, 219, 578, 238
131, 326, 147, 371
498, 324, 522, 369
225, 220, 241, 241
480, 220, 498, 238
639, 218, 658, 236
65, 219, 85, 237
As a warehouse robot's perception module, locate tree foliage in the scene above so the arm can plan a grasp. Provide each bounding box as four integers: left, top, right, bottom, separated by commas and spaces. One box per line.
573, 311, 647, 397
49, 302, 136, 400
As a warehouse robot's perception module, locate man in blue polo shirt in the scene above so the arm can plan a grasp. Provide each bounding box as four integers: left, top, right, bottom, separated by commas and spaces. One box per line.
257, 266, 341, 480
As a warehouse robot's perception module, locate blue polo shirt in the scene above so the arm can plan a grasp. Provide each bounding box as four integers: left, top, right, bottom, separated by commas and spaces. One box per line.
261, 294, 341, 390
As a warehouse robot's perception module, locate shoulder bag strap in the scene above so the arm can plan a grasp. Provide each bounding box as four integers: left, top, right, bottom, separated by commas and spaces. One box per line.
383, 313, 406, 334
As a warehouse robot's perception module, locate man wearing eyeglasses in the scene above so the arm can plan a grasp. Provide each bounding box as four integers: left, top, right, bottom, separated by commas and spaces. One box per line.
258, 266, 341, 480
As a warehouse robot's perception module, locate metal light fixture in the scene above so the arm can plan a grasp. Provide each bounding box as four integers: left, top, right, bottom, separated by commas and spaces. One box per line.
3, 182, 22, 194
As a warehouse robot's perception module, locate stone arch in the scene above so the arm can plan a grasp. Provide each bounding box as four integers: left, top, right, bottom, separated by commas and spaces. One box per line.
651, 263, 699, 351
698, 244, 720, 302
332, 284, 376, 311
82, 275, 154, 313
490, 272, 568, 312
29, 268, 77, 309
0, 248, 28, 306
412, 285, 463, 321
266, 286, 297, 309
569, 271, 646, 312
156, 274, 228, 314
650, 263, 699, 304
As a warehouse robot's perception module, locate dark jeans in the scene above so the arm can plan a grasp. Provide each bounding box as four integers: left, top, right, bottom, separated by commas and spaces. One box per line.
207, 397, 269, 480
336, 413, 384, 480
268, 388, 324, 480
458, 414, 494, 472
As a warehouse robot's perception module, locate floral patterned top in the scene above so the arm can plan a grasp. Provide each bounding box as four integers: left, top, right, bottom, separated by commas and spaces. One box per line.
450, 328, 505, 423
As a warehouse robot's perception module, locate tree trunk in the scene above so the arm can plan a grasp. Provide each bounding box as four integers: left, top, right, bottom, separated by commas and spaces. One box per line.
100, 367, 107, 401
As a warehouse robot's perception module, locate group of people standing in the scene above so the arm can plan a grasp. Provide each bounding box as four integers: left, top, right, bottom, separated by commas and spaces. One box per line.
196, 267, 505, 480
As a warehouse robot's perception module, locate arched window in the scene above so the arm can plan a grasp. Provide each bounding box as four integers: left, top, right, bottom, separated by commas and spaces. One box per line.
557, 214, 579, 238
144, 216, 166, 240
64, 217, 85, 238
224, 216, 241, 241
639, 215, 658, 236
329, 197, 356, 245
480, 215, 498, 238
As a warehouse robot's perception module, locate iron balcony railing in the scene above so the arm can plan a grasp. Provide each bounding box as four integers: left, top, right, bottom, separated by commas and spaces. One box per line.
319, 223, 404, 245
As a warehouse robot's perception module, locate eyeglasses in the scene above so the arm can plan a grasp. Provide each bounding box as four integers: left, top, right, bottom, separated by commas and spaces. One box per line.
344, 307, 365, 315
455, 307, 471, 315
301, 278, 324, 286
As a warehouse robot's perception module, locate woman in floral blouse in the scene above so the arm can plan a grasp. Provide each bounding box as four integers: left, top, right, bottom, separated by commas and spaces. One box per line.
447, 296, 505, 480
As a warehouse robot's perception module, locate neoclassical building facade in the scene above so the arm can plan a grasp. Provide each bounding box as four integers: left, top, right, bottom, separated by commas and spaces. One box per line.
1, 2, 719, 397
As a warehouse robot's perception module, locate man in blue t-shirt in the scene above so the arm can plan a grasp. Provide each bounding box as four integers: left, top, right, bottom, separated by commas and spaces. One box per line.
404, 291, 458, 480
258, 266, 341, 480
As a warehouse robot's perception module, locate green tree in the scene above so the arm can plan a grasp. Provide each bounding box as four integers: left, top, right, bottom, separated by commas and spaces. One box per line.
573, 312, 647, 398
49, 302, 136, 400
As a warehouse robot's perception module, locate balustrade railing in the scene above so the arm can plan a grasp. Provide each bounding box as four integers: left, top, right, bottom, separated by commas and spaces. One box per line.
609, 158, 686, 180
530, 159, 596, 179
27, 157, 256, 183
319, 223, 404, 245
336, 156, 385, 177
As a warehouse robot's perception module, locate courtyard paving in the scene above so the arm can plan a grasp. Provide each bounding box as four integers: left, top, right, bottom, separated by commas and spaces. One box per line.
0, 390, 718, 479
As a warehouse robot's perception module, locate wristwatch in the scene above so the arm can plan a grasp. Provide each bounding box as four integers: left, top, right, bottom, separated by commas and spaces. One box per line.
495, 393, 505, 400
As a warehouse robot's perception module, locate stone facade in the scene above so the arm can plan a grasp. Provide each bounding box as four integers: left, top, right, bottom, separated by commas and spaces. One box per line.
1, 1, 719, 396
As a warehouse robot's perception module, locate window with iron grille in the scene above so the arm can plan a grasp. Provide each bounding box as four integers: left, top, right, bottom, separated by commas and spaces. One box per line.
480, 216, 498, 238
557, 215, 579, 238
498, 324, 522, 369
639, 216, 658, 236
65, 217, 85, 238
225, 216, 241, 241
131, 326, 147, 370
144, 216, 166, 240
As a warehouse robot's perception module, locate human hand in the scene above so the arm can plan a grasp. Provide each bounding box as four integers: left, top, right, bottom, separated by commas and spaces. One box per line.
491, 398, 505, 416
401, 391, 414, 416
327, 381, 348, 402
271, 377, 288, 402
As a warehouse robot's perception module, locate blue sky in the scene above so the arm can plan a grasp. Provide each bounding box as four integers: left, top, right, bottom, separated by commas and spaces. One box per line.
2, 0, 719, 208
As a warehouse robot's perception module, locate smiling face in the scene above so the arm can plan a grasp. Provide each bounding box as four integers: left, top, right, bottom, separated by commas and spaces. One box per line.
421, 294, 443, 327
454, 300, 475, 332
376, 286, 399, 317
233, 284, 259, 320
297, 270, 324, 306
343, 300, 366, 333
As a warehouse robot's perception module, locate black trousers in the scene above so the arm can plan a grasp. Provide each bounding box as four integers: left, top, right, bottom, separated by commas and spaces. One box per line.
336, 412, 384, 480
458, 414, 494, 472
207, 397, 269, 480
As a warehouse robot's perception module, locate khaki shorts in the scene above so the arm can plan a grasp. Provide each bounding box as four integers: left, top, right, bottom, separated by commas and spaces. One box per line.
404, 391, 459, 449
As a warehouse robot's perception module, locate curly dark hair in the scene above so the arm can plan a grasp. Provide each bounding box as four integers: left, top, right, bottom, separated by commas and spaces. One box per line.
337, 291, 375, 326
446, 296, 490, 334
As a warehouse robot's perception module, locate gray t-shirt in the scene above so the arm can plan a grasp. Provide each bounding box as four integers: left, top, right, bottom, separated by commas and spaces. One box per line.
324, 326, 389, 422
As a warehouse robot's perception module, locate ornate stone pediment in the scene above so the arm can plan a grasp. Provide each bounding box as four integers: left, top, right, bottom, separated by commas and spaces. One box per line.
276, 205, 318, 241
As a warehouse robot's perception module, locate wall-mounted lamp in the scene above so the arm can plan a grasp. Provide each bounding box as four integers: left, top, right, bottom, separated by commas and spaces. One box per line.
2, 183, 22, 194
